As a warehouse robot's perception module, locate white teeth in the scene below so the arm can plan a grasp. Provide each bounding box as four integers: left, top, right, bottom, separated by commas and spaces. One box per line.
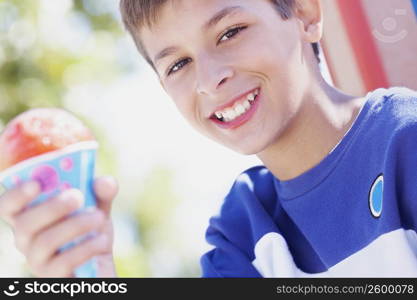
247, 93, 255, 102
215, 112, 223, 119
213, 88, 259, 122
220, 110, 228, 120
242, 100, 251, 110
234, 103, 245, 115
224, 108, 237, 120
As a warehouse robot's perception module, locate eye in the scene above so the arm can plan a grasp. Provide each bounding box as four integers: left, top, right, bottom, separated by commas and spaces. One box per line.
167, 57, 192, 76
217, 25, 248, 44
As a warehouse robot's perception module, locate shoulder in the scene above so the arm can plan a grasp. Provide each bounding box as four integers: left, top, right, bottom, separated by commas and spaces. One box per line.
220, 165, 277, 215
228, 165, 275, 195
360, 87, 417, 160
367, 88, 417, 218
368, 86, 417, 103
361, 87, 417, 140
367, 86, 417, 122
204, 165, 279, 251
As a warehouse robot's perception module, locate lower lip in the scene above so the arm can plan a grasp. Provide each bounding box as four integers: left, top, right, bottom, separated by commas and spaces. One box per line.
210, 90, 261, 130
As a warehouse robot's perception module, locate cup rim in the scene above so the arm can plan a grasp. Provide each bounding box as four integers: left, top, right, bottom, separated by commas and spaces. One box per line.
0, 140, 98, 182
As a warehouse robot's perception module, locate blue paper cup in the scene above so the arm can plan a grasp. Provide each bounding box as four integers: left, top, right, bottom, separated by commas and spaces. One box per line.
0, 140, 99, 277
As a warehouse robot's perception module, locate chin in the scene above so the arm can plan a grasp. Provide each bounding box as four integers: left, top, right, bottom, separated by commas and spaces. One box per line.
228, 141, 268, 156
208, 132, 269, 156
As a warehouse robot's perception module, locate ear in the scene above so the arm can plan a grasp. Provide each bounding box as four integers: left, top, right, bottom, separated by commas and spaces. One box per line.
294, 0, 323, 43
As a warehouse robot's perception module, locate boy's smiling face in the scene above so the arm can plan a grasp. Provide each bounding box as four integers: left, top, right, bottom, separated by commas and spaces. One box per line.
140, 0, 319, 155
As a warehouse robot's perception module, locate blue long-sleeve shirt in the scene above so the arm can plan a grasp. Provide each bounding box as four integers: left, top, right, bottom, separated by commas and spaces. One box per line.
200, 87, 417, 277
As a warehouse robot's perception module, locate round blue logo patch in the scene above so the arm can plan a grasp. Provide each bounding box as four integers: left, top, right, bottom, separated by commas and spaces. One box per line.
369, 174, 383, 218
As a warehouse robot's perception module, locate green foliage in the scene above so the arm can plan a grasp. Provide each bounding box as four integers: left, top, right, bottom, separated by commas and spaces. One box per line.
0, 0, 124, 123
114, 246, 151, 278
128, 165, 200, 277
135, 166, 181, 240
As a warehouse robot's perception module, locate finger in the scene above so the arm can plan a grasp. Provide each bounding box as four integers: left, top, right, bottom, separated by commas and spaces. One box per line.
42, 232, 110, 278
93, 176, 118, 217
102, 219, 114, 245
13, 189, 84, 253
28, 208, 105, 269
0, 181, 41, 225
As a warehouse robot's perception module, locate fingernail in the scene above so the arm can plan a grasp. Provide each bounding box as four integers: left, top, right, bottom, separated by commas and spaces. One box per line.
102, 176, 116, 185
22, 181, 39, 197
61, 189, 84, 205
98, 176, 117, 189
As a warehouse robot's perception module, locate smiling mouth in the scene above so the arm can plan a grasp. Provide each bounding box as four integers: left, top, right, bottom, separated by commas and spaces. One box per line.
210, 88, 260, 123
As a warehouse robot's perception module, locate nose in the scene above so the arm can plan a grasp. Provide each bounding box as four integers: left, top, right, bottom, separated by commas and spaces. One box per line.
195, 54, 234, 96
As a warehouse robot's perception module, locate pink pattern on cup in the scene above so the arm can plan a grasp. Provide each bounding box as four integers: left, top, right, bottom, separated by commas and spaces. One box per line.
60, 157, 74, 171
31, 165, 59, 193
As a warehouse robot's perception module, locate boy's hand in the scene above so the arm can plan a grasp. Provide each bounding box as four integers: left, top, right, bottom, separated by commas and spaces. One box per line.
0, 176, 119, 277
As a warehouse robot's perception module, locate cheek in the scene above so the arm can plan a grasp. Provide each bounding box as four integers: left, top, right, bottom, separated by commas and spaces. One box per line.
249, 35, 303, 100
237, 22, 300, 73
165, 81, 200, 123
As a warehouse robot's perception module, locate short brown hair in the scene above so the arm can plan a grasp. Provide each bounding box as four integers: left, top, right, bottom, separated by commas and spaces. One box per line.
119, 0, 319, 66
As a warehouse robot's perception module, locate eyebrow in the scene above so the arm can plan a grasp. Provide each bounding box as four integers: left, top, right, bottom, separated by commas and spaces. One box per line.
154, 46, 178, 65
153, 6, 244, 65
204, 6, 243, 31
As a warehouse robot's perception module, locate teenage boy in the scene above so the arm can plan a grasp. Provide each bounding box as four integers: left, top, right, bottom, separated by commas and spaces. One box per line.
1, 0, 416, 277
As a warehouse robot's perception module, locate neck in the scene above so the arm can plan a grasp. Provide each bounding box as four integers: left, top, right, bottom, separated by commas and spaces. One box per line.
256, 80, 366, 181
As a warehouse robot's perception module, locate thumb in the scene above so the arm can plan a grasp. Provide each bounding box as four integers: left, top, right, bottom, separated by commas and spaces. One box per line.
93, 176, 118, 217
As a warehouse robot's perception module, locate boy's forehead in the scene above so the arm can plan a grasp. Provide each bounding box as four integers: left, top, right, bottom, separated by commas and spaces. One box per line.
142, 0, 249, 32
139, 0, 256, 60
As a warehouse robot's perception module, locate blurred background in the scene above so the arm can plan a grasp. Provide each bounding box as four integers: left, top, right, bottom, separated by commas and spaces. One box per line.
0, 0, 415, 277
321, 0, 417, 94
